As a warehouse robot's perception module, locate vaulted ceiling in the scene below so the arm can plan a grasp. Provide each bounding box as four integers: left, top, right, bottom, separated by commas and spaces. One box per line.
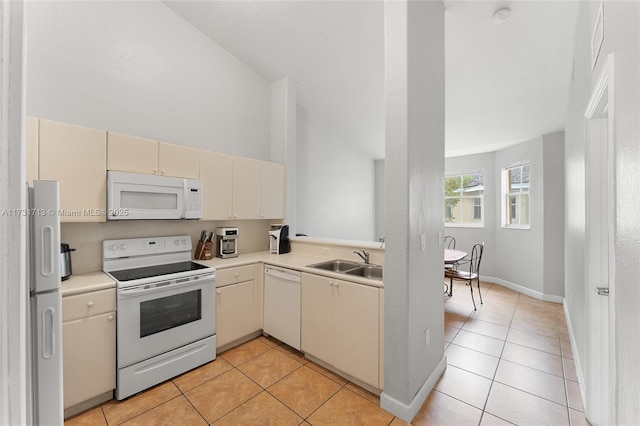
165, 1, 578, 159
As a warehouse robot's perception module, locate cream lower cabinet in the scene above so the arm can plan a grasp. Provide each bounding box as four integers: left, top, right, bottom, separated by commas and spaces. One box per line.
215, 265, 258, 348
301, 273, 380, 388
62, 289, 116, 409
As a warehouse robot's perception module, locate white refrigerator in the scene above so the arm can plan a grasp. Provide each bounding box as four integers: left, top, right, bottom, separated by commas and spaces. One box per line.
27, 180, 63, 425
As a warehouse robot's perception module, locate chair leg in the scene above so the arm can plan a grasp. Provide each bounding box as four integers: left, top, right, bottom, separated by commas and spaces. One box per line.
477, 278, 483, 305
468, 279, 476, 310
448, 276, 453, 297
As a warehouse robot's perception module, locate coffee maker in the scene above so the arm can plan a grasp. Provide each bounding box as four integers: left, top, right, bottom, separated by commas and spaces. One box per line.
215, 227, 239, 258
269, 224, 291, 254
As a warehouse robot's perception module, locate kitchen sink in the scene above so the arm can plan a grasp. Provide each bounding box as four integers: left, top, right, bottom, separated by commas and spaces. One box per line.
344, 265, 383, 280
307, 260, 383, 281
307, 259, 361, 272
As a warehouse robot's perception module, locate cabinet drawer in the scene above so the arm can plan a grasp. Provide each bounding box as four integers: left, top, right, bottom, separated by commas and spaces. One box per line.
63, 289, 116, 322
216, 265, 255, 287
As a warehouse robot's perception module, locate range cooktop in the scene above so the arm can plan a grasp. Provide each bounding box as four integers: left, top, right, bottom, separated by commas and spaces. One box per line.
109, 261, 210, 282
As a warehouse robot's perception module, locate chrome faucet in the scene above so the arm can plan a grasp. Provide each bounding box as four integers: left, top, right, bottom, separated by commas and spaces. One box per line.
353, 250, 370, 264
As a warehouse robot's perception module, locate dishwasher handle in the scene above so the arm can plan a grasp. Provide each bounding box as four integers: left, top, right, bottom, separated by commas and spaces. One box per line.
264, 267, 301, 283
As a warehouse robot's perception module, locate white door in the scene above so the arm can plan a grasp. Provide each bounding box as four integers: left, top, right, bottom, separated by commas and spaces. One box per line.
584, 54, 615, 426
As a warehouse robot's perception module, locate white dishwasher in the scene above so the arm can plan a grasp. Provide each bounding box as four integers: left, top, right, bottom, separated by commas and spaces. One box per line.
263, 266, 301, 350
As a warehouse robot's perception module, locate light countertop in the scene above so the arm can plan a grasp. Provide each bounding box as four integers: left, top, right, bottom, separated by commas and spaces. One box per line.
62, 250, 383, 296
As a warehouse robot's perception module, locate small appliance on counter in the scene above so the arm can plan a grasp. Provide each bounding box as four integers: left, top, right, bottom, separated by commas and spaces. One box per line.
269, 224, 291, 254
60, 243, 76, 281
215, 227, 239, 258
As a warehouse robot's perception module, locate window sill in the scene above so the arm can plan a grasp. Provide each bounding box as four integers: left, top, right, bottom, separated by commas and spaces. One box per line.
445, 223, 484, 229
501, 225, 531, 230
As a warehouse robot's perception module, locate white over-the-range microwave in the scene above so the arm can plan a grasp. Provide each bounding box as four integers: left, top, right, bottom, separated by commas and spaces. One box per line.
107, 171, 203, 220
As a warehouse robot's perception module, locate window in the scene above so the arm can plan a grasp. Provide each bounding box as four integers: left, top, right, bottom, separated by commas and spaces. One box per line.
502, 162, 530, 228
444, 171, 484, 227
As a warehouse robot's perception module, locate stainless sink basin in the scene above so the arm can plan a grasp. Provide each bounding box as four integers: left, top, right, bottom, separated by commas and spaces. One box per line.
307, 259, 361, 272
307, 260, 383, 281
344, 265, 383, 280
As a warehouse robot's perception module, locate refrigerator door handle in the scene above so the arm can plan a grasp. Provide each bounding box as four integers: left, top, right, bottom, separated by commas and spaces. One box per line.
41, 225, 55, 277
42, 307, 56, 359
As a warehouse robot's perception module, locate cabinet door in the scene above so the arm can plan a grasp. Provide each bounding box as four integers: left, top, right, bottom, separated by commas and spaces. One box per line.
232, 156, 260, 219
107, 132, 158, 175
26, 116, 39, 185
260, 161, 285, 219
199, 150, 233, 220
216, 280, 255, 348
62, 312, 116, 408
333, 279, 379, 388
39, 120, 106, 222
158, 142, 200, 179
301, 273, 334, 364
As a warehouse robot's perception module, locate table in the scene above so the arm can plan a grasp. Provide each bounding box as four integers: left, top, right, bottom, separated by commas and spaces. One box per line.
445, 249, 467, 265
444, 249, 467, 296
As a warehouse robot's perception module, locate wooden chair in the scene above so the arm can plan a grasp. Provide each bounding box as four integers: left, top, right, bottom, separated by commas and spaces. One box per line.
445, 242, 484, 310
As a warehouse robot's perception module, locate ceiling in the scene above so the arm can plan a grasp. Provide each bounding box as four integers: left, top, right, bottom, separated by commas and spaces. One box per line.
165, 1, 578, 159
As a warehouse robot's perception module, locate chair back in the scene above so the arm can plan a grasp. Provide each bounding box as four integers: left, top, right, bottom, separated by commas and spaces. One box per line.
469, 242, 485, 275
444, 236, 456, 250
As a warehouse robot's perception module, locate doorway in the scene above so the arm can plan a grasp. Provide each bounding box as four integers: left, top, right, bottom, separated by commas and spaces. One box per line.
584, 54, 615, 425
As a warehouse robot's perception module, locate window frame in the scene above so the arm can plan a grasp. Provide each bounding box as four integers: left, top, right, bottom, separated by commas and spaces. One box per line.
501, 161, 531, 230
444, 170, 485, 228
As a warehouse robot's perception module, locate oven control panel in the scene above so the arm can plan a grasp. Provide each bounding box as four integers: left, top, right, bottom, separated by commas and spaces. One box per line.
103, 235, 192, 259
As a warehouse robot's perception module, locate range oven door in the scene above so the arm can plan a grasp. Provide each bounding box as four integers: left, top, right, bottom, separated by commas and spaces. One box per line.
117, 273, 215, 368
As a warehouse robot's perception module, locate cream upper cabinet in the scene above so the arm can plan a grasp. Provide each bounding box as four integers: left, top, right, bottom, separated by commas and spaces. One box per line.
301, 272, 380, 389
260, 161, 285, 219
39, 120, 106, 222
108, 134, 199, 179
158, 142, 199, 179
232, 156, 261, 219
26, 116, 39, 185
199, 150, 233, 220
107, 132, 158, 175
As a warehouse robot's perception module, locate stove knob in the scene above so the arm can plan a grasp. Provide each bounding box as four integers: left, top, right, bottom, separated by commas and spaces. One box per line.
109, 244, 117, 251
175, 240, 181, 246
119, 243, 127, 250
182, 239, 188, 245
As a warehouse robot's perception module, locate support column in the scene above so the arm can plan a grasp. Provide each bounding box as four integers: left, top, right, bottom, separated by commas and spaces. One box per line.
270, 77, 297, 233
381, 1, 446, 422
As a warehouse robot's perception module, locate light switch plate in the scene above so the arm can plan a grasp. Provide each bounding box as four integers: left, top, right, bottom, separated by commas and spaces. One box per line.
420, 233, 426, 251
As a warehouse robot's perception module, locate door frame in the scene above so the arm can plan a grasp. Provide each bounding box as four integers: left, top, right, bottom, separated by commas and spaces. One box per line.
584, 53, 616, 426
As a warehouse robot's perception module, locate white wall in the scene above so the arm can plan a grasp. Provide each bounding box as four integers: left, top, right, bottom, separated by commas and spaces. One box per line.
444, 152, 497, 277
25, 1, 271, 160
494, 138, 545, 293
296, 106, 376, 241
565, 2, 640, 423
446, 133, 564, 300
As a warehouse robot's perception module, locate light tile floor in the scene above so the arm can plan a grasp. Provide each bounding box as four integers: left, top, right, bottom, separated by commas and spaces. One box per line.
65, 281, 591, 425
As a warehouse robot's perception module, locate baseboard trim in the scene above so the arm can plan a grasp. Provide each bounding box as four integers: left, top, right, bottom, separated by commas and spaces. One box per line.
483, 275, 564, 303
380, 355, 447, 422
563, 299, 587, 411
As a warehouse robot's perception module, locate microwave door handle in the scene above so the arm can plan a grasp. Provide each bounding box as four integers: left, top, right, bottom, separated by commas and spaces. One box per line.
182, 179, 188, 219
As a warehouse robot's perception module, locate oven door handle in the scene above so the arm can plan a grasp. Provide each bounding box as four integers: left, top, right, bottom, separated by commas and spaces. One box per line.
118, 274, 215, 299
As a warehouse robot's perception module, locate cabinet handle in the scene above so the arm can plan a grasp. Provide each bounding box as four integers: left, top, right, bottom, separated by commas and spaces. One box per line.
216, 290, 222, 295
107, 315, 114, 321
234, 273, 239, 278
153, 169, 158, 175
160, 170, 165, 175
334, 282, 340, 288
228, 214, 232, 219
87, 301, 94, 307
328, 281, 333, 286
233, 215, 238, 219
